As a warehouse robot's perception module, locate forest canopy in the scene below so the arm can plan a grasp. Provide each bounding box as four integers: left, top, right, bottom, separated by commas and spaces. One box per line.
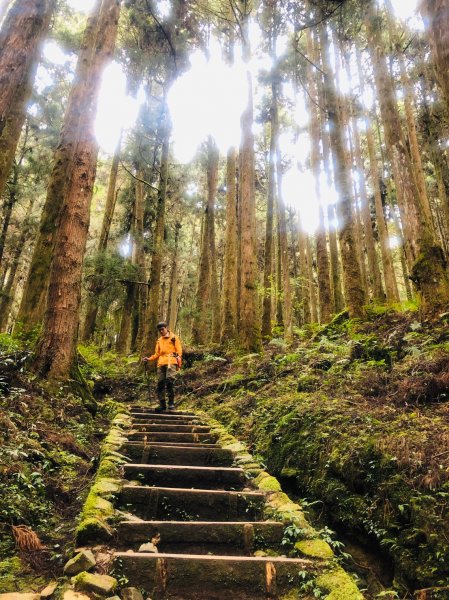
1, 0, 449, 379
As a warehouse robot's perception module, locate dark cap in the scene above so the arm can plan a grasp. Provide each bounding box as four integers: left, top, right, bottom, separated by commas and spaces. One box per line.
157, 321, 168, 330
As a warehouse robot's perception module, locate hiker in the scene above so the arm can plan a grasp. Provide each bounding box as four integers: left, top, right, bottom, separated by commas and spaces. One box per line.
143, 322, 182, 412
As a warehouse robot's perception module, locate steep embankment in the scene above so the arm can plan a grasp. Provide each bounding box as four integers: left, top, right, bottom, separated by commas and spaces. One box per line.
0, 342, 138, 592
180, 309, 449, 598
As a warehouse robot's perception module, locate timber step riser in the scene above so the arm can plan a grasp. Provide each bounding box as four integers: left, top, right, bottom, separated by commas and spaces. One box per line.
113, 553, 315, 596
120, 444, 234, 466
116, 520, 284, 548
131, 424, 211, 433
124, 464, 246, 489
119, 486, 265, 521
127, 432, 218, 443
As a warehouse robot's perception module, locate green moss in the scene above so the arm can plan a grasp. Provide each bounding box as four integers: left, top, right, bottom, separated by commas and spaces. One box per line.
295, 539, 334, 559
315, 568, 363, 599
76, 517, 113, 545
254, 472, 282, 492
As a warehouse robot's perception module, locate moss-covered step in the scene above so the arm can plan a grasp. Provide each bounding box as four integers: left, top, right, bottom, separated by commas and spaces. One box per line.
123, 464, 246, 490
112, 552, 316, 594
119, 485, 265, 521
120, 443, 235, 466
124, 441, 222, 449
131, 417, 203, 426
127, 431, 219, 443
129, 408, 196, 416
116, 520, 284, 554
130, 424, 211, 433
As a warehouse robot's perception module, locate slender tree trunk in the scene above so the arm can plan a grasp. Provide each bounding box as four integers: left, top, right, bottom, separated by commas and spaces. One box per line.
0, 0, 55, 202
167, 222, 181, 330
221, 146, 238, 343
321, 121, 345, 312
18, 0, 103, 333
116, 281, 136, 354
34, 0, 121, 379
141, 104, 170, 357
239, 16, 261, 351
366, 124, 400, 302
306, 27, 332, 322
262, 100, 276, 338
132, 169, 147, 352
192, 137, 219, 345
319, 22, 366, 317
420, 0, 449, 115
366, 0, 449, 314
306, 236, 318, 323
81, 134, 121, 341
0, 195, 36, 331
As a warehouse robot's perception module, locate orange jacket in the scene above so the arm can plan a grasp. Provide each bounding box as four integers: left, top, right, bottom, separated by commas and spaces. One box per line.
148, 332, 182, 367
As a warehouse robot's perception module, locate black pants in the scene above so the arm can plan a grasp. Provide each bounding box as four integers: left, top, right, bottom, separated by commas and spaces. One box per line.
157, 365, 177, 408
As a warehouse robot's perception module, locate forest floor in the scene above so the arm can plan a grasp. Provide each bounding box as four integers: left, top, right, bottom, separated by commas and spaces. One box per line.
1, 305, 449, 598
177, 306, 449, 599
0, 339, 140, 593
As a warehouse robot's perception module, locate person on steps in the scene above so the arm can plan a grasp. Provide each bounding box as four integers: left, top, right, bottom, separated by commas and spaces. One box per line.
143, 321, 182, 412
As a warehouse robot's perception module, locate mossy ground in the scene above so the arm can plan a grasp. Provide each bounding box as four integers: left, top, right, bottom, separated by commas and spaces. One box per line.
179, 308, 449, 598
0, 340, 138, 592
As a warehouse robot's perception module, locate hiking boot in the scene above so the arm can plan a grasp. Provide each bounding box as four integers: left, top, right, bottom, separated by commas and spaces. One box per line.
154, 406, 166, 413
168, 403, 175, 410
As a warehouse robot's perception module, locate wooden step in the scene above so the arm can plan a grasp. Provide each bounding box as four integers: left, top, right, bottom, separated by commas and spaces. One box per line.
120, 443, 234, 466
119, 485, 265, 521
130, 424, 211, 434
113, 552, 316, 595
124, 464, 246, 490
129, 408, 196, 416
131, 418, 203, 426
128, 431, 218, 444
116, 520, 284, 554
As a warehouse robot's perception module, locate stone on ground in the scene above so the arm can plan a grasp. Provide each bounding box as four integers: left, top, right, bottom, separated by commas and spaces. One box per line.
71, 572, 117, 595
121, 589, 144, 600
63, 549, 96, 575
0, 595, 40, 600
40, 583, 58, 598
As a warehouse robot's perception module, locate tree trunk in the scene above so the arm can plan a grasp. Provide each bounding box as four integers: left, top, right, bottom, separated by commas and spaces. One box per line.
81, 134, 121, 341
116, 281, 136, 354
239, 16, 261, 352
366, 123, 400, 302
18, 0, 103, 333
319, 22, 366, 317
366, 0, 449, 314
141, 104, 170, 357
167, 222, 181, 331
192, 137, 219, 345
261, 98, 276, 339
0, 198, 35, 331
34, 0, 120, 379
420, 0, 449, 115
0, 0, 55, 202
306, 27, 333, 323
221, 146, 238, 343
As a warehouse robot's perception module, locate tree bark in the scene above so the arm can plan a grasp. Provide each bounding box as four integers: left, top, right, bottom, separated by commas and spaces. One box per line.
221, 146, 238, 343
319, 22, 366, 317
306, 27, 332, 323
141, 104, 170, 358
18, 0, 103, 333
167, 222, 181, 331
34, 0, 121, 379
81, 134, 121, 341
366, 0, 449, 314
0, 0, 55, 202
420, 0, 449, 115
239, 15, 261, 352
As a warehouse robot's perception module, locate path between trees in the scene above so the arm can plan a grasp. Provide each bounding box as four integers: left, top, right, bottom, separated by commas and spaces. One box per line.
61, 404, 362, 599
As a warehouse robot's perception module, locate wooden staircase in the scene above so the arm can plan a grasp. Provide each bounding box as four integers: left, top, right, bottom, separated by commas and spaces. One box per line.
112, 406, 319, 599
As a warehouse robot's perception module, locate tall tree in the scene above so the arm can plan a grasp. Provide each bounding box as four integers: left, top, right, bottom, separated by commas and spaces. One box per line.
0, 0, 55, 202
238, 8, 262, 351
319, 21, 366, 317
366, 0, 449, 314
221, 146, 238, 343
34, 0, 121, 379
18, 0, 104, 332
